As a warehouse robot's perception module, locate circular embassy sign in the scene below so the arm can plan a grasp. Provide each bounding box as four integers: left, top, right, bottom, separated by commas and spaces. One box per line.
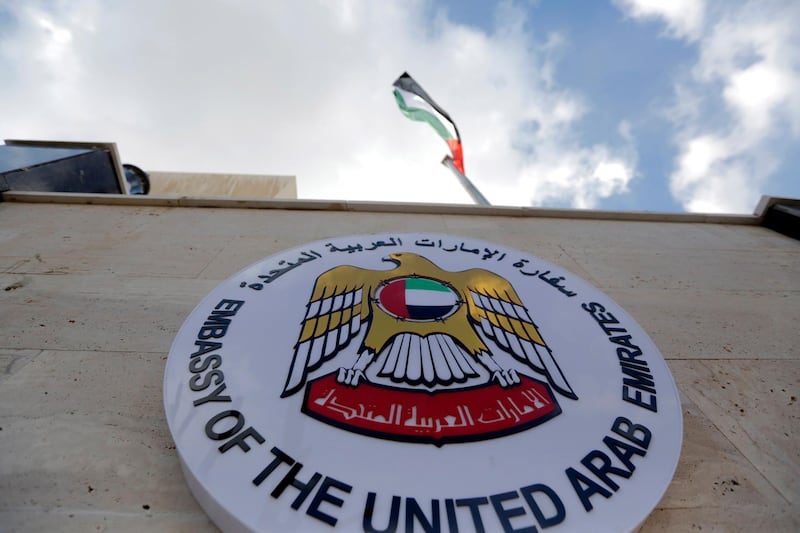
163, 233, 682, 532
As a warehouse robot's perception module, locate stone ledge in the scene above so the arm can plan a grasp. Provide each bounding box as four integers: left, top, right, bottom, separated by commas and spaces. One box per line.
0, 190, 763, 225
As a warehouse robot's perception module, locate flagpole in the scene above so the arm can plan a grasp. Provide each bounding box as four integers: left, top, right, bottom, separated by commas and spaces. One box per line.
441, 156, 491, 206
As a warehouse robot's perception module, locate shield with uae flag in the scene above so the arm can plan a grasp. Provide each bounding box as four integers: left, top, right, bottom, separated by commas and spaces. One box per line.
376, 277, 462, 321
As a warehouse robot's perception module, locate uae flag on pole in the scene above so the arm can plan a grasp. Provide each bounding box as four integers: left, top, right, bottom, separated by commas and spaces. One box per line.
392, 72, 465, 174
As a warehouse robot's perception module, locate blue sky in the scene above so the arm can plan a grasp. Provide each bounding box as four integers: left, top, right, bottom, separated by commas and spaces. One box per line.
521, 2, 691, 212
1, 0, 798, 213
443, 1, 695, 212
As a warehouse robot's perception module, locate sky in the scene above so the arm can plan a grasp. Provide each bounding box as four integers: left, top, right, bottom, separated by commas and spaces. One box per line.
1, 0, 798, 214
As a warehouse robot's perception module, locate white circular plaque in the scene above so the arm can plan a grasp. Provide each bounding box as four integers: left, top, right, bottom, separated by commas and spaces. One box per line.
164, 233, 682, 532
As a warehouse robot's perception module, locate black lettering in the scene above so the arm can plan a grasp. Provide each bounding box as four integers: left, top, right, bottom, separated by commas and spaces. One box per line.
519, 484, 565, 529
306, 476, 352, 527
609, 335, 640, 351
445, 499, 459, 533
206, 309, 235, 325
192, 383, 231, 406
611, 417, 651, 449
603, 436, 646, 472
456, 497, 489, 533
616, 347, 645, 364
190, 340, 222, 357
198, 324, 229, 339
215, 299, 245, 312
581, 449, 632, 491
271, 463, 321, 511
621, 364, 656, 394
622, 386, 658, 412
596, 310, 619, 325
189, 353, 221, 374
205, 410, 245, 441
197, 308, 239, 340
581, 302, 605, 314
189, 369, 225, 392
405, 497, 440, 533
581, 302, 627, 335
253, 447, 294, 487
565, 467, 612, 512
363, 492, 400, 533
490, 491, 535, 532
219, 426, 265, 453
594, 309, 618, 325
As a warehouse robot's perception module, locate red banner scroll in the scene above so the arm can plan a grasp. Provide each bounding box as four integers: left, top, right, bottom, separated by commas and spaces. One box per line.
303, 374, 561, 445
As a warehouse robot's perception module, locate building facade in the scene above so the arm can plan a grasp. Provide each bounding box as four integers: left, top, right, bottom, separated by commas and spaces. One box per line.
0, 191, 797, 531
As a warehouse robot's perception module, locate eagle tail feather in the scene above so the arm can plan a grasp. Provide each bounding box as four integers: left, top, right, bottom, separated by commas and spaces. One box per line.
428, 336, 454, 382
420, 336, 437, 384
433, 336, 465, 380
441, 335, 481, 376
392, 333, 411, 380
379, 334, 402, 375
406, 335, 422, 381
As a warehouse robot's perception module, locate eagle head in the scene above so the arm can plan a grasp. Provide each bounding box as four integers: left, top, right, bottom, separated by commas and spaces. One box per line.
382, 252, 439, 273
382, 252, 403, 266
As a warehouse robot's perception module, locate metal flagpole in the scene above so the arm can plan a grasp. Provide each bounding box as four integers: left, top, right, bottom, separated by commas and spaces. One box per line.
441, 156, 491, 206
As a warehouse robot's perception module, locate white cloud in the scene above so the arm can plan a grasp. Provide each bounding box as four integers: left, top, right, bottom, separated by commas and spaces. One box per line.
673, 135, 728, 191
670, 133, 778, 213
724, 63, 790, 133
0, 0, 634, 209
613, 0, 705, 41
617, 0, 800, 213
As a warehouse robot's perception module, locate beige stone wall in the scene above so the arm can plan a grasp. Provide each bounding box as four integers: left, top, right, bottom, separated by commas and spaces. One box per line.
0, 197, 797, 531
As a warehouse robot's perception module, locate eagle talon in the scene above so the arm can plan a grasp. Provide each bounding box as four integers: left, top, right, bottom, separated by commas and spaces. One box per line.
491, 371, 509, 387
492, 369, 520, 388
337, 367, 366, 387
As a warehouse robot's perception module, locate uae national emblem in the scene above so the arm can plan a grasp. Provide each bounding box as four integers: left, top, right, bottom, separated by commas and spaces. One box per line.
281, 252, 578, 444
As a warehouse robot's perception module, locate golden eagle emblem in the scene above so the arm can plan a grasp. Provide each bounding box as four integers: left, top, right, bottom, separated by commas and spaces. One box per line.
282, 252, 576, 401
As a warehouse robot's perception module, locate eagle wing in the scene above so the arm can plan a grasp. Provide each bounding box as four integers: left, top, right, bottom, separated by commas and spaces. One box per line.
281, 265, 376, 397
463, 270, 578, 400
